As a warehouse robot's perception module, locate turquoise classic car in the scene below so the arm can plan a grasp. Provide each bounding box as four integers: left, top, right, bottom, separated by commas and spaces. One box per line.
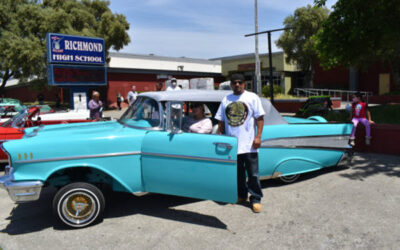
0, 90, 352, 228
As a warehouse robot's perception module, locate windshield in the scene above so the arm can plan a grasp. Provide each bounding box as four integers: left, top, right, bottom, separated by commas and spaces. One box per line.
1, 109, 29, 128
119, 97, 161, 128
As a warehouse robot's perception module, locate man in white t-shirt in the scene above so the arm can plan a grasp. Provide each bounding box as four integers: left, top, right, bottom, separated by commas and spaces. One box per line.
127, 85, 138, 106
215, 73, 265, 213
166, 78, 181, 91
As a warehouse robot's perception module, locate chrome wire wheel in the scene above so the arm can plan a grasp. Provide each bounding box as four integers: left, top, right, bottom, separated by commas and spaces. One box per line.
279, 174, 300, 183
53, 182, 105, 228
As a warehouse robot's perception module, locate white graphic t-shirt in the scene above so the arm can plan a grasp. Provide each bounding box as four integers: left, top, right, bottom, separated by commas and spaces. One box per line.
215, 91, 265, 154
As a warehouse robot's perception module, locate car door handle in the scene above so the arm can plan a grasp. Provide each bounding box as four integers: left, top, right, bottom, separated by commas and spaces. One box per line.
213, 142, 233, 149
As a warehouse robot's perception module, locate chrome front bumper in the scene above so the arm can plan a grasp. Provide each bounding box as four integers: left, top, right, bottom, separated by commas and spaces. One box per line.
0, 165, 44, 202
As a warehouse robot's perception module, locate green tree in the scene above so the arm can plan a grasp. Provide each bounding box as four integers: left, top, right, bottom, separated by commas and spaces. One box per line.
276, 5, 329, 88
315, 0, 400, 90
0, 0, 130, 93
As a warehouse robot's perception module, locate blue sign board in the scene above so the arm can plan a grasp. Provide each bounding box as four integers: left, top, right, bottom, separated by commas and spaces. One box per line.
47, 64, 107, 86
47, 33, 105, 65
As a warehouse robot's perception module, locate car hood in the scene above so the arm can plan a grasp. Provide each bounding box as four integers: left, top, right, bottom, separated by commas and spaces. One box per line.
3, 121, 148, 163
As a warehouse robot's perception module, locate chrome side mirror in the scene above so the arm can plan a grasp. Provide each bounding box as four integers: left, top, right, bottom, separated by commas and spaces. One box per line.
166, 101, 183, 134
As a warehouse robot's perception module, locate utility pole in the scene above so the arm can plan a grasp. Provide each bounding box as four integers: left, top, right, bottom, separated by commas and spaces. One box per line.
254, 0, 262, 97
245, 27, 292, 105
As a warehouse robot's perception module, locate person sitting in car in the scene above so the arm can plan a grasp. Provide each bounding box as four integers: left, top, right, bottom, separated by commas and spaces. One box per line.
183, 103, 212, 134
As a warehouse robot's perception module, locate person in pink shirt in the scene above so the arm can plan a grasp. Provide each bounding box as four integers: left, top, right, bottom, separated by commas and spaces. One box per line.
349, 92, 374, 146
183, 103, 212, 134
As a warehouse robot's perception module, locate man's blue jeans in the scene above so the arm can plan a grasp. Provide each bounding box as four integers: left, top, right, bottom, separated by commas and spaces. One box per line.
237, 153, 263, 204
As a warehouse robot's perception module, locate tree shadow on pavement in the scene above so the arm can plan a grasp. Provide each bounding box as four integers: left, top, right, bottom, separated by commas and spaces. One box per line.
338, 153, 400, 181
1, 188, 227, 235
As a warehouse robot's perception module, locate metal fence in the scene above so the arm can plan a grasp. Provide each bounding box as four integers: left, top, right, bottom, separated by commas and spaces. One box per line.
294, 88, 373, 103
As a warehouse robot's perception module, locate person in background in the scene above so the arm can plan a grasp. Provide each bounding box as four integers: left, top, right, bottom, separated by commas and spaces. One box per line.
156, 82, 163, 91
349, 92, 374, 146
89, 91, 103, 119
215, 73, 265, 213
127, 85, 137, 106
183, 103, 212, 133
55, 93, 60, 108
166, 78, 181, 91
37, 93, 45, 105
116, 92, 123, 110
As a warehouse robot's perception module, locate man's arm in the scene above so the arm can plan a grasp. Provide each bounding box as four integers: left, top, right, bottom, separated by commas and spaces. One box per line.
252, 116, 264, 149
217, 121, 225, 134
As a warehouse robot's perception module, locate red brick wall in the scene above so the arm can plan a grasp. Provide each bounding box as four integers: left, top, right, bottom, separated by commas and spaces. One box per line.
354, 123, 400, 155
313, 62, 395, 95
359, 63, 393, 94
4, 85, 63, 103
4, 72, 225, 108
313, 64, 349, 89
106, 72, 226, 108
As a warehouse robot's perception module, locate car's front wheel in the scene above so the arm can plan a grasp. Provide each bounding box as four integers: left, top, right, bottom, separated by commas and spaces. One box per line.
279, 174, 300, 183
53, 182, 105, 228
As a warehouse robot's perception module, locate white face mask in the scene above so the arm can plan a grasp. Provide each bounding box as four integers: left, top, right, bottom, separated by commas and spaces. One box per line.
172, 82, 177, 87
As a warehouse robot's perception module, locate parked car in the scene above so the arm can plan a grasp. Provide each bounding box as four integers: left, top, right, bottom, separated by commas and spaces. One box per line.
296, 95, 333, 117
0, 98, 27, 122
0, 90, 353, 228
0, 106, 97, 163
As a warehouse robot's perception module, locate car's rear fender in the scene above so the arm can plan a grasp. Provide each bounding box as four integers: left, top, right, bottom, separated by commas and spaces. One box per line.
272, 158, 324, 177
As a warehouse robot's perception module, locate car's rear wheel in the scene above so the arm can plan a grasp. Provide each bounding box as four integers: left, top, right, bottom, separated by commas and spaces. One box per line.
53, 182, 105, 228
279, 174, 300, 183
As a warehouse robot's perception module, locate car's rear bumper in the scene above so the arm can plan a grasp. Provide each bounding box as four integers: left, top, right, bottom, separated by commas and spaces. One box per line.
0, 165, 43, 202
337, 149, 353, 167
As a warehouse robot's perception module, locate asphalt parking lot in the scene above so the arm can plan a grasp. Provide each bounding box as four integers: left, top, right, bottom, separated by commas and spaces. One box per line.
0, 152, 399, 249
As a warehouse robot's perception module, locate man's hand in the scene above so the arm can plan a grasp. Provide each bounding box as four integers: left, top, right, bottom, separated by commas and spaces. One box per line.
252, 137, 261, 149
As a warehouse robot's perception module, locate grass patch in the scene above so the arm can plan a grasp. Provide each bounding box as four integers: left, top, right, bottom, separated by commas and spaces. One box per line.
369, 104, 400, 124
273, 94, 303, 99
322, 104, 400, 124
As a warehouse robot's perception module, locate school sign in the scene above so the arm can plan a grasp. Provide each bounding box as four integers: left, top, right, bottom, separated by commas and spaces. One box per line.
46, 33, 106, 86
47, 33, 105, 65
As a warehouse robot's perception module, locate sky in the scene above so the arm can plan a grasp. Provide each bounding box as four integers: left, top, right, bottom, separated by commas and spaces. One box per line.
109, 0, 337, 59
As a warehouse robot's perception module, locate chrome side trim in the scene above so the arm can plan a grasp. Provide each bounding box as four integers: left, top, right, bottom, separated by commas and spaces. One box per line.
261, 135, 350, 151
132, 191, 149, 197
15, 151, 142, 164
260, 171, 282, 180
142, 152, 236, 164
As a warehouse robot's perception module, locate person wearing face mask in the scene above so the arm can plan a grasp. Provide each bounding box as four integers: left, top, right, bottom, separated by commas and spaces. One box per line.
349, 92, 374, 146
166, 78, 181, 91
127, 85, 138, 106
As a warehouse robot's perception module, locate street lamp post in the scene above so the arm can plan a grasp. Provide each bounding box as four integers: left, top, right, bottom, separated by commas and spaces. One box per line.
245, 27, 292, 105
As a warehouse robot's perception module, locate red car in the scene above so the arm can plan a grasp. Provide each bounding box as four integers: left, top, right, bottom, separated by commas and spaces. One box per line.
0, 107, 96, 162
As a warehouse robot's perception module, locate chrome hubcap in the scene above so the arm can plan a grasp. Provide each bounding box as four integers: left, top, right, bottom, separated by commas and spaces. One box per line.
62, 192, 97, 225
